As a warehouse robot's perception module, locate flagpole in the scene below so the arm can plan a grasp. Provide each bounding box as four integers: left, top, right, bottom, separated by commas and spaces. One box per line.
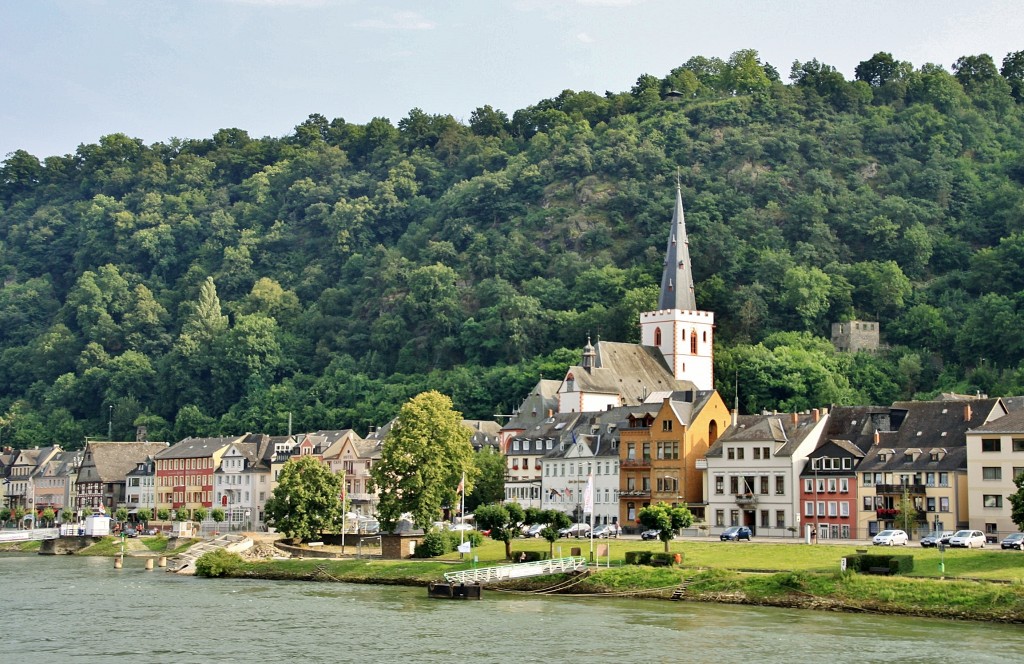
460, 470, 466, 549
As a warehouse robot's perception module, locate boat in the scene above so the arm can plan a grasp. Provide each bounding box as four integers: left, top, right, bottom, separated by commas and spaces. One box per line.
427, 581, 482, 599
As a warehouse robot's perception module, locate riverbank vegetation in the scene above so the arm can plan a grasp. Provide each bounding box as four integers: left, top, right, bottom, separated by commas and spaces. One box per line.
196, 537, 1024, 622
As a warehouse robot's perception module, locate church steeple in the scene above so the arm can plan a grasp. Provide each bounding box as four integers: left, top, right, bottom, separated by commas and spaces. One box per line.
658, 184, 696, 311
639, 183, 715, 391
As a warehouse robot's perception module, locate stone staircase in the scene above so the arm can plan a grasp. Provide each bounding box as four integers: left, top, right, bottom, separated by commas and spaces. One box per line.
167, 533, 252, 574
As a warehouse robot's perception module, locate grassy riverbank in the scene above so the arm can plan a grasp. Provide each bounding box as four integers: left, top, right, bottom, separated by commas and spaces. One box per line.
211, 537, 1024, 622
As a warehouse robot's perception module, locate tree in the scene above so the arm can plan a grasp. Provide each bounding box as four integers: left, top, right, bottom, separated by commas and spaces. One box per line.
193, 506, 208, 524
1001, 50, 1024, 101
895, 488, 920, 538
61, 507, 73, 524
264, 455, 346, 543
474, 502, 526, 560
115, 506, 129, 526
465, 447, 506, 512
211, 508, 225, 532
1008, 471, 1024, 532
40, 508, 55, 527
137, 508, 152, 527
369, 391, 476, 531
539, 509, 572, 558
638, 502, 694, 552
156, 508, 170, 522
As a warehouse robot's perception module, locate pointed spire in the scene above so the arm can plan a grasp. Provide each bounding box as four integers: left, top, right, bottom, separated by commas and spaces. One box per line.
658, 184, 696, 311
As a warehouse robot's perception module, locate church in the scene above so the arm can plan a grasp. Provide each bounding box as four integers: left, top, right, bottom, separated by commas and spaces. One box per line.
556, 184, 716, 413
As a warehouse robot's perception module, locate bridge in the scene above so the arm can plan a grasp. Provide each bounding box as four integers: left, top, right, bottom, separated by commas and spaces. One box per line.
442, 556, 588, 585
0, 528, 59, 542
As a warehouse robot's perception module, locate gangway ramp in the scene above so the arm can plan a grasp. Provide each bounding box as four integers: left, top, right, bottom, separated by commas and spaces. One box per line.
443, 556, 588, 585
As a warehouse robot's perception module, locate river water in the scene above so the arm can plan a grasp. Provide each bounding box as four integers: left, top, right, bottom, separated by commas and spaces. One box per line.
2, 554, 1022, 663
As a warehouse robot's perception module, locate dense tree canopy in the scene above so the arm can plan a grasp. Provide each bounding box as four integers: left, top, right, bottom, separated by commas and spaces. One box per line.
263, 455, 346, 543
3, 48, 1024, 448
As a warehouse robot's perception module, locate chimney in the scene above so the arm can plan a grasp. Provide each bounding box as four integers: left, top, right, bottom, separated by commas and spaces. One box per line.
548, 409, 553, 418
791, 412, 799, 425
812, 408, 820, 422
964, 404, 972, 422
136, 425, 148, 442
873, 429, 880, 445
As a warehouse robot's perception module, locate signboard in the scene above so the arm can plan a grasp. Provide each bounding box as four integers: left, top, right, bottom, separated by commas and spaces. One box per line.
457, 541, 472, 554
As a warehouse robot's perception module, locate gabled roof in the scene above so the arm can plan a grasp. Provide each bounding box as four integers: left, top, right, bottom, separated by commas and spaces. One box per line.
707, 412, 822, 458
564, 340, 696, 405
967, 407, 1024, 434
879, 398, 1004, 448
155, 436, 242, 460
502, 379, 562, 433
80, 442, 169, 483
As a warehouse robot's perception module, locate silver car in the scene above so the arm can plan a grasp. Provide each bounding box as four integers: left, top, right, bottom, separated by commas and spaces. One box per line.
948, 529, 986, 548
872, 529, 908, 546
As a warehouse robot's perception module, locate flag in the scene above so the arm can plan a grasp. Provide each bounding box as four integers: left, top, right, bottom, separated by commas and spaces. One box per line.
583, 473, 594, 514
456, 476, 464, 495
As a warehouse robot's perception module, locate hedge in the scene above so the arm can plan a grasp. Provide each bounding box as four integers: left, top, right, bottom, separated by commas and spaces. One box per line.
844, 552, 914, 575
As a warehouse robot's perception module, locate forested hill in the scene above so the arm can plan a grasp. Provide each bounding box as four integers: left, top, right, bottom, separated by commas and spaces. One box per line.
2, 50, 1024, 449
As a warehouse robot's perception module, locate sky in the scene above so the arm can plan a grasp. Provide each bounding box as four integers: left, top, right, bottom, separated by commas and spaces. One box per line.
1, 0, 1022, 160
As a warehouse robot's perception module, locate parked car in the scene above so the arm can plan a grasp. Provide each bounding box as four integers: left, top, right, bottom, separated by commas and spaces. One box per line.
591, 524, 619, 539
123, 528, 139, 538
449, 523, 474, 532
919, 531, 954, 547
872, 529, 909, 546
720, 526, 752, 541
948, 529, 986, 548
640, 528, 661, 541
524, 523, 545, 538
1000, 533, 1024, 550
558, 523, 591, 538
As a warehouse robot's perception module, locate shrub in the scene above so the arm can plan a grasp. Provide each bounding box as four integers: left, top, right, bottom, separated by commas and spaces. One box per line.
445, 530, 484, 550
650, 552, 678, 567
195, 549, 245, 577
844, 553, 914, 575
510, 550, 548, 562
414, 530, 453, 558
625, 551, 655, 565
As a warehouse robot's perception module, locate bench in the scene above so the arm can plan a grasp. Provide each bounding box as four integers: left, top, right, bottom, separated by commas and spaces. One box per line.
867, 566, 892, 575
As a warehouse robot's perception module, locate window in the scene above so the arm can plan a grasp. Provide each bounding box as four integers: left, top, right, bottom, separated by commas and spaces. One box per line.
816, 478, 825, 493
925, 472, 935, 486
827, 478, 837, 492
982, 439, 1001, 452
729, 510, 739, 526
938, 472, 949, 487
654, 327, 662, 346
776, 511, 786, 529
817, 501, 825, 517
862, 473, 873, 486
727, 447, 735, 460
715, 510, 724, 527
827, 501, 837, 517
805, 501, 814, 517
983, 495, 1003, 508
690, 331, 698, 354
842, 457, 852, 470
626, 443, 635, 460
839, 478, 849, 493
774, 476, 784, 495
1014, 439, 1024, 452
753, 447, 761, 460
736, 447, 745, 460
763, 447, 770, 459
627, 503, 636, 521
982, 467, 1002, 480
512, 440, 520, 451
926, 497, 935, 512
839, 502, 849, 517
730, 476, 739, 494
1014, 467, 1024, 480
715, 476, 724, 495
939, 497, 950, 512
760, 510, 770, 528
760, 476, 769, 494
662, 420, 673, 432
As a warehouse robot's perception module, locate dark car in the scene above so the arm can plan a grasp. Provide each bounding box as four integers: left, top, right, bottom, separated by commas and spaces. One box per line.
720, 526, 752, 541
123, 528, 139, 538
1000, 533, 1024, 550
640, 529, 660, 541
920, 531, 954, 547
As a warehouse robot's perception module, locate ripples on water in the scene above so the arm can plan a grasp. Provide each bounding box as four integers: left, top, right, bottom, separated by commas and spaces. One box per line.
2, 554, 1022, 664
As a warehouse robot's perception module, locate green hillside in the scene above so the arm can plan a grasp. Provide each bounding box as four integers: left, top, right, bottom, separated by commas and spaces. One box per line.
2, 49, 1023, 447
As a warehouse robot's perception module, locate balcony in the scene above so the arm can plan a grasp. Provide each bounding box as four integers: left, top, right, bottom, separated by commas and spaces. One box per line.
876, 508, 898, 519
621, 457, 652, 469
618, 490, 651, 499
875, 483, 926, 495
735, 493, 758, 506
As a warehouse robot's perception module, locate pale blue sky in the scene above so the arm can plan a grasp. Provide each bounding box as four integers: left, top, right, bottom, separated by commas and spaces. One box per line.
2, 0, 1022, 160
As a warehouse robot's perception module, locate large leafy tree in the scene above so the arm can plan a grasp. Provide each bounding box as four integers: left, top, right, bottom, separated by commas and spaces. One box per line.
474, 502, 526, 561
264, 455, 346, 543
465, 447, 506, 512
638, 502, 694, 552
369, 391, 476, 531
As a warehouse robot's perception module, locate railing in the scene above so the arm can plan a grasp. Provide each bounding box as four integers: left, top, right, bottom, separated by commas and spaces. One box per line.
735, 494, 758, 506
621, 458, 651, 468
0, 528, 59, 542
875, 484, 927, 494
618, 490, 651, 498
443, 556, 588, 585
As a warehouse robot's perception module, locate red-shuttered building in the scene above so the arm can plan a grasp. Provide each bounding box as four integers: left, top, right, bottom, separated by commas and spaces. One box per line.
154, 436, 244, 515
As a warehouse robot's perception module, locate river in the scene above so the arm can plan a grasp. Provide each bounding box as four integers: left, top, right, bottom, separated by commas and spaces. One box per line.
2, 554, 1022, 663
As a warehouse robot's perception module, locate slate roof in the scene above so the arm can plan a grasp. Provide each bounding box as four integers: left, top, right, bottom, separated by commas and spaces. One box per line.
79, 442, 169, 483
967, 407, 1024, 434
658, 185, 697, 311
155, 436, 242, 460
707, 412, 821, 458
565, 340, 697, 405
502, 379, 561, 433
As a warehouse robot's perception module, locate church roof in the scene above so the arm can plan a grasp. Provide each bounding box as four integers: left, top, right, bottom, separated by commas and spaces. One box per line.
565, 340, 696, 405
658, 185, 696, 311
